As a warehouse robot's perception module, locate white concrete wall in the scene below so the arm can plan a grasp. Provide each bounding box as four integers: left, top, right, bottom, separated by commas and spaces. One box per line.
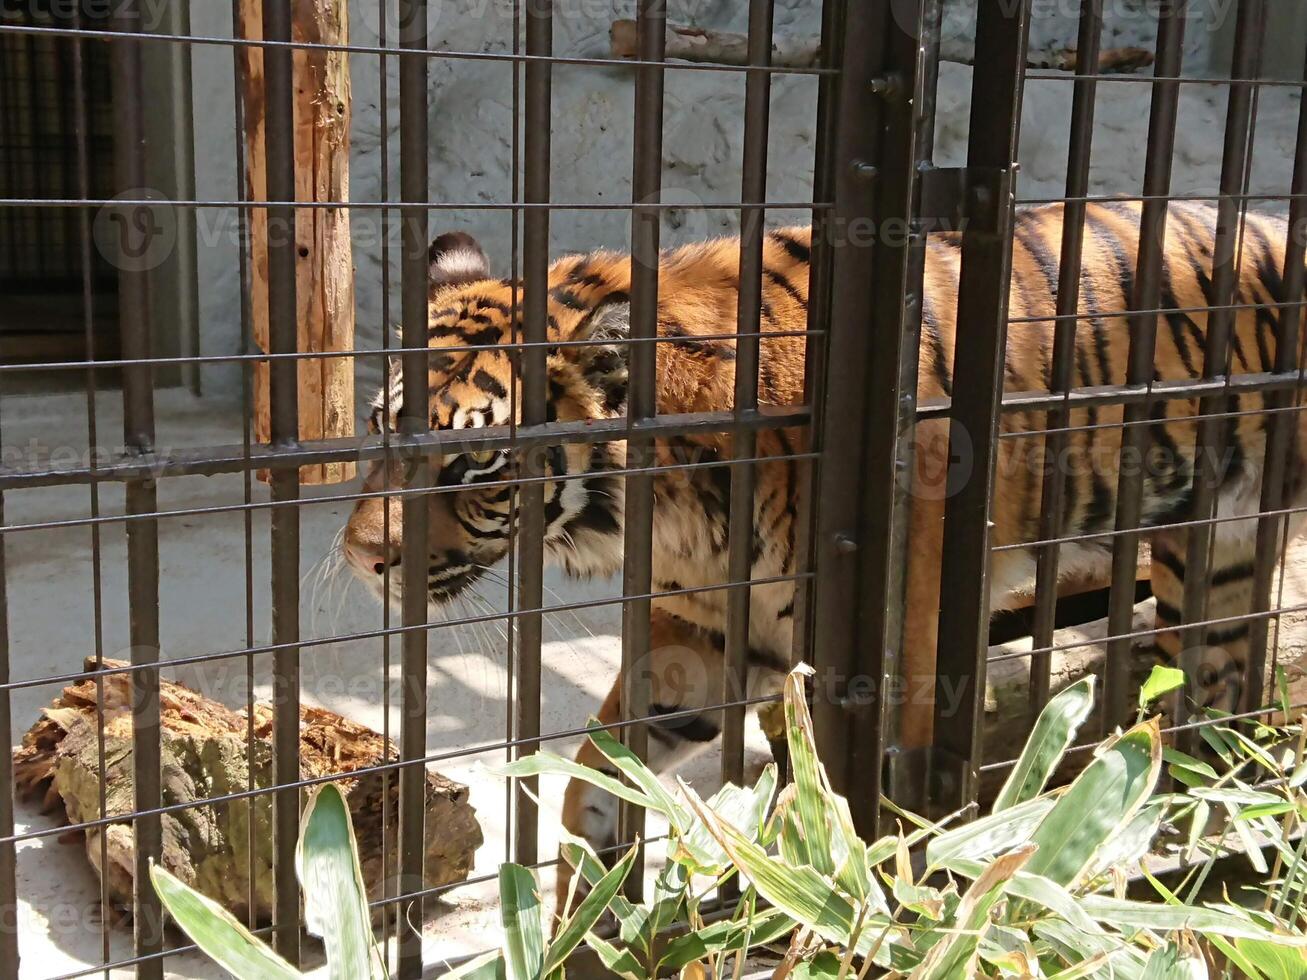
187, 0, 1245, 400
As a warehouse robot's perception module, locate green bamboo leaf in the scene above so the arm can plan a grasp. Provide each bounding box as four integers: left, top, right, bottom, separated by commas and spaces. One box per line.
1237, 801, 1297, 822
150, 863, 303, 980
1138, 666, 1185, 711
791, 950, 842, 979
1138, 942, 1204, 979
498, 751, 658, 812
584, 931, 644, 980
780, 665, 873, 902
1024, 721, 1161, 887
556, 828, 640, 937
1086, 802, 1165, 880
657, 908, 795, 972
1077, 894, 1307, 944
1289, 761, 1307, 789
542, 843, 638, 976
927, 795, 1056, 871
584, 721, 688, 830
296, 783, 386, 980
499, 864, 545, 980
1234, 938, 1307, 979
994, 677, 1095, 813
442, 951, 507, 980
676, 764, 776, 873
783, 665, 836, 877
1034, 919, 1147, 979
908, 846, 1036, 980
679, 778, 869, 947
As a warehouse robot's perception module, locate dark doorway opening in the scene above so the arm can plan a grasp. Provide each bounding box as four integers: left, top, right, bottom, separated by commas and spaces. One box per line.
0, 0, 120, 368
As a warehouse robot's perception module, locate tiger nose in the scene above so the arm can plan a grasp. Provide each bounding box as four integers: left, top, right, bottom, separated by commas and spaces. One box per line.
343, 534, 401, 577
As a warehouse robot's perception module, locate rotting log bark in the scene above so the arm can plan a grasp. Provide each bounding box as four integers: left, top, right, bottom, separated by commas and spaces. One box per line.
238, 0, 355, 485
14, 660, 481, 924
610, 19, 1154, 74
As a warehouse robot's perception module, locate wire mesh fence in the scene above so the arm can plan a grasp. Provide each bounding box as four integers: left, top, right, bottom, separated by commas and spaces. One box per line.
0, 0, 1303, 977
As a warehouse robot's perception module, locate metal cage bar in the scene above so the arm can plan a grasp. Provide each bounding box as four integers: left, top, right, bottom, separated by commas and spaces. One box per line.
1245, 36, 1307, 712
397, 0, 431, 972
511, 0, 552, 873
108, 1, 165, 974
260, 0, 303, 964
1028, 0, 1104, 712
1176, 0, 1265, 752
722, 0, 774, 801
929, 0, 1032, 813
809, 0, 933, 833
616, 0, 667, 899
1102, 0, 1188, 730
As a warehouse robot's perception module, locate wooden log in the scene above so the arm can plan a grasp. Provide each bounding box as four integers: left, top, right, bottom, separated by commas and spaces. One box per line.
14, 660, 482, 923
610, 19, 1154, 75
238, 0, 355, 485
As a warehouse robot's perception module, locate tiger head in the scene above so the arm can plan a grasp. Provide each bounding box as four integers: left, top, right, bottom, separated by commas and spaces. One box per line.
342, 232, 630, 608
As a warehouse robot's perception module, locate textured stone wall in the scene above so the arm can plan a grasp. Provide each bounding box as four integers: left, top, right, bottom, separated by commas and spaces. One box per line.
188, 0, 1247, 398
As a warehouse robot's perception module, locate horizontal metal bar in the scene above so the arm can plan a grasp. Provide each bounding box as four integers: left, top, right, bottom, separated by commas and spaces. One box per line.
0, 329, 822, 376
0, 196, 832, 211
990, 596, 1307, 666
994, 495, 1307, 554
910, 368, 1307, 423
0, 570, 813, 697
1007, 296, 1307, 327
0, 692, 782, 847
1024, 68, 1304, 87
0, 451, 817, 537
0, 405, 811, 489
999, 397, 1307, 442
1018, 190, 1307, 207
0, 22, 836, 76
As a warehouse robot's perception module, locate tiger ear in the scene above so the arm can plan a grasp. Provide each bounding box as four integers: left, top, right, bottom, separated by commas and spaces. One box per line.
429, 231, 491, 290
568, 299, 630, 414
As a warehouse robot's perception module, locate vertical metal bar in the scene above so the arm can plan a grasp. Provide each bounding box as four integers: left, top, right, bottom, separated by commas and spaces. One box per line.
398, 0, 430, 973
513, 0, 550, 870
1029, 0, 1104, 712
617, 0, 665, 897
377, 3, 398, 966
1245, 36, 1307, 712
1177, 0, 1264, 745
0, 387, 15, 978
930, 0, 1032, 813
787, 0, 845, 674
71, 10, 112, 972
809, 0, 932, 835
1102, 1, 1188, 731
261, 0, 302, 964
722, 0, 774, 800
228, 0, 260, 938
109, 1, 164, 973
0, 493, 13, 980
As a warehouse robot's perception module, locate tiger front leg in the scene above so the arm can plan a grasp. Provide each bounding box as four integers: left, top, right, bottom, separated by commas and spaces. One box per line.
556, 611, 726, 924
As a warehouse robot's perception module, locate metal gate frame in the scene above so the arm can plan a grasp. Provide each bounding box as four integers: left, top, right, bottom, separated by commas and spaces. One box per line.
2, 0, 1306, 976
812, 0, 1307, 830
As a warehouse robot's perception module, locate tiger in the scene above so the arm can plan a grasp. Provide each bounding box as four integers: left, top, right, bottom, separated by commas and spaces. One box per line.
342, 201, 1307, 912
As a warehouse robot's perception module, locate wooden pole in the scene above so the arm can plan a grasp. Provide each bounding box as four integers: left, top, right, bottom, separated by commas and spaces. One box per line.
238, 0, 355, 484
